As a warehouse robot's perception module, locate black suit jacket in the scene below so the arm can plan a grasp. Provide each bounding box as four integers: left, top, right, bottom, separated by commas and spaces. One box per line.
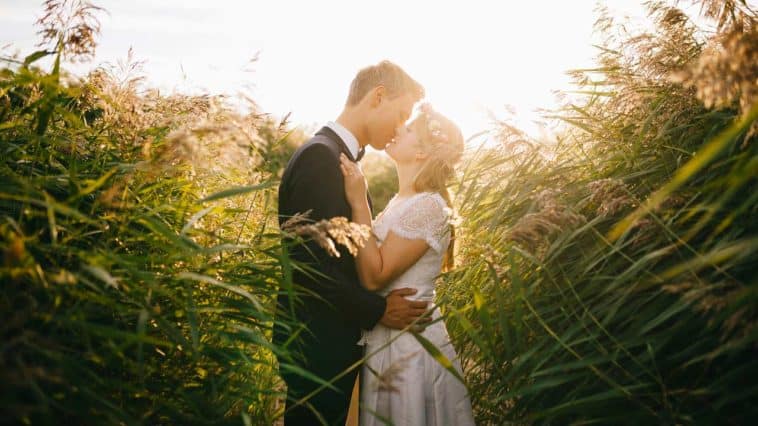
275, 126, 386, 366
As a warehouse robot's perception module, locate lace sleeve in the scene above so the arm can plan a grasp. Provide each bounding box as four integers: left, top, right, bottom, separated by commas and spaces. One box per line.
389, 193, 451, 253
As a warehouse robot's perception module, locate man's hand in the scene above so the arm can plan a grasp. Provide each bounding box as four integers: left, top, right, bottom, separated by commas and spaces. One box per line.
380, 288, 432, 331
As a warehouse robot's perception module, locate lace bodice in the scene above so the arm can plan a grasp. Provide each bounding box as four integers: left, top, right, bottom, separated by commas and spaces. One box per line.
371, 191, 452, 301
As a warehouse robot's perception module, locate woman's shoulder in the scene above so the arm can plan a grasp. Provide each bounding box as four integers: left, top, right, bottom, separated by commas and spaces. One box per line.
415, 191, 449, 210
388, 191, 449, 219
400, 192, 451, 227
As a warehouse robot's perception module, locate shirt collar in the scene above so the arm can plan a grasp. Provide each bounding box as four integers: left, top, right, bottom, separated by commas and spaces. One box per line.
326, 121, 360, 160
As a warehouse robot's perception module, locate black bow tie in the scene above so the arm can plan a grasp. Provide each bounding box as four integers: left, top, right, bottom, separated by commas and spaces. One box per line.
355, 146, 366, 162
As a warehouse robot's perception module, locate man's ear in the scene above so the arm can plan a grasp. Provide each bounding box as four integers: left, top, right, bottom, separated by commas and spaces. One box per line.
368, 85, 386, 108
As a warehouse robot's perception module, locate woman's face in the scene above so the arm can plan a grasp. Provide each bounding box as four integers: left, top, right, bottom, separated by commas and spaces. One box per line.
385, 122, 423, 164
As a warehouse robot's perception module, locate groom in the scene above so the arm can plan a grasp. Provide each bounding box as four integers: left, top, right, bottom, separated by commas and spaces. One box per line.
276, 61, 428, 425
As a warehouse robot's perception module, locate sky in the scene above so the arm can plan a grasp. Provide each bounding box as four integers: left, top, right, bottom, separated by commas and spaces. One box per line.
2, 0, 662, 144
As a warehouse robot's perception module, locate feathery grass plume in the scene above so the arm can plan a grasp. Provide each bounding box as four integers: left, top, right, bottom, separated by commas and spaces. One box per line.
36, 0, 104, 62
670, 24, 758, 139
506, 189, 585, 251
280, 209, 314, 231
662, 280, 726, 312
662, 277, 755, 339
626, 217, 658, 247
368, 350, 420, 393
284, 215, 371, 258
491, 107, 534, 154
586, 178, 636, 217
691, 0, 757, 31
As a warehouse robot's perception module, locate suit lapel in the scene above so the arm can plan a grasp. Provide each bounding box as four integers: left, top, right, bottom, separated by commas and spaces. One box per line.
316, 126, 356, 161
315, 126, 374, 216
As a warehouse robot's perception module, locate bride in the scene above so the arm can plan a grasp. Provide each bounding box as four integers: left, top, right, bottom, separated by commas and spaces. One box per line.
339, 103, 475, 426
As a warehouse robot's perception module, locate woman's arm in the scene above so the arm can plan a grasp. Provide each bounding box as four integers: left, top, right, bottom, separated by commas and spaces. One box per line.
349, 197, 430, 291
340, 154, 431, 291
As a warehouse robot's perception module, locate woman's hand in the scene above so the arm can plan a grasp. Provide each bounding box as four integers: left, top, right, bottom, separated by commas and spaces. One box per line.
339, 153, 368, 208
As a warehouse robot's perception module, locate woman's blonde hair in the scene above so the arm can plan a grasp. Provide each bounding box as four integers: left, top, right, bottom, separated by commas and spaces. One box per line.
408, 105, 464, 271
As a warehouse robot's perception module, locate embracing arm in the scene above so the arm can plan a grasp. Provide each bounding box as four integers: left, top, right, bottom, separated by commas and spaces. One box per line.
339, 154, 448, 291
349, 197, 430, 291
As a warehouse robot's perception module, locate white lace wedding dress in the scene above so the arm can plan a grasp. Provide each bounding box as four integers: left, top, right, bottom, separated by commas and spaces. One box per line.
358, 191, 475, 426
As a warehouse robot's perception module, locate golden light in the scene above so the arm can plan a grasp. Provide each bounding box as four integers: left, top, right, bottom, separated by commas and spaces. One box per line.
2, 0, 654, 141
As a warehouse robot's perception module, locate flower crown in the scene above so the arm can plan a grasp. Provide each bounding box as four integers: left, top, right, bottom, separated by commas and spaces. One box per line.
418, 102, 449, 142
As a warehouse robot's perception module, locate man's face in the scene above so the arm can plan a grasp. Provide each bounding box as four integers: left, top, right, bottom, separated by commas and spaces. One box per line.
366, 92, 417, 150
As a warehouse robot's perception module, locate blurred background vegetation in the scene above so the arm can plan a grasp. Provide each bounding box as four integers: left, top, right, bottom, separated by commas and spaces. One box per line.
438, 1, 758, 424
362, 152, 398, 213
1, 3, 307, 422
1, 0, 756, 425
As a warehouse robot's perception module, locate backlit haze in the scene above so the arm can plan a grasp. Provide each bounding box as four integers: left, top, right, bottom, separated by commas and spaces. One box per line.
2, 0, 663, 149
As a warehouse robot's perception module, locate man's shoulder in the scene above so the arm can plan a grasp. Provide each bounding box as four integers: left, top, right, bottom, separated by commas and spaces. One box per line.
280, 132, 340, 185
293, 133, 340, 160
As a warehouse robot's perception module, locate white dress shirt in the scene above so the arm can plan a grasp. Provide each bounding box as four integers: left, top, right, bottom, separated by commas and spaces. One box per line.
326, 121, 360, 160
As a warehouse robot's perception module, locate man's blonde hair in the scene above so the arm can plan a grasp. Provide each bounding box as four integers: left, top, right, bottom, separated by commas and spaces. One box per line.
346, 60, 425, 106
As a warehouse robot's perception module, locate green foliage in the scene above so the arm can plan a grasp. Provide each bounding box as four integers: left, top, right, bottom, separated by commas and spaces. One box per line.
362, 152, 398, 213
438, 3, 758, 424
4, 1, 757, 424
0, 48, 300, 424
